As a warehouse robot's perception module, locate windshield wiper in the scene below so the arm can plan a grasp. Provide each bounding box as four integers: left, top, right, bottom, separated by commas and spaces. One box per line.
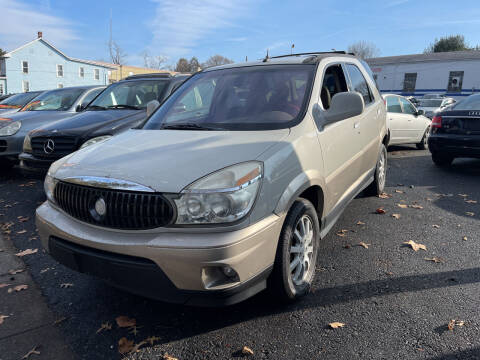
87, 105, 107, 110
161, 123, 223, 131
106, 105, 140, 110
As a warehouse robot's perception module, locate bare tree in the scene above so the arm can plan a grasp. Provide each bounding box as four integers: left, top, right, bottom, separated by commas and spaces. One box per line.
347, 41, 380, 59
142, 51, 168, 69
109, 41, 127, 65
0, 48, 6, 57
202, 54, 234, 68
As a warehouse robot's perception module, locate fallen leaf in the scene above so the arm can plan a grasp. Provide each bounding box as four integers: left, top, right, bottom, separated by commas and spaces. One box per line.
22, 346, 40, 359
392, 213, 401, 219
395, 190, 404, 194
15, 248, 38, 257
403, 240, 427, 252
146, 336, 161, 346
242, 346, 254, 356
116, 315, 136, 328
8, 284, 28, 293
448, 319, 455, 331
40, 268, 51, 274
463, 236, 468, 241
356, 221, 365, 225
96, 322, 112, 334
397, 204, 408, 209
0, 283, 10, 288
378, 192, 391, 199
432, 224, 440, 228
465, 200, 477, 204
0, 314, 9, 324
456, 320, 465, 327
130, 340, 148, 354
129, 325, 143, 336
163, 353, 178, 360
329, 322, 345, 329
458, 194, 468, 197
466, 212, 475, 217
358, 242, 370, 249
409, 204, 424, 209
60, 283, 74, 289
385, 271, 394, 276
376, 208, 386, 214
18, 216, 30, 222
8, 268, 24, 275
16, 230, 27, 234
424, 257, 444, 263
336, 229, 348, 237
54, 317, 67, 326
118, 337, 134, 354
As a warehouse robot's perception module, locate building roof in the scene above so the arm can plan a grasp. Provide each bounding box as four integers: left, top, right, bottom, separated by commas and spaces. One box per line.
367, 50, 480, 66
3, 37, 117, 69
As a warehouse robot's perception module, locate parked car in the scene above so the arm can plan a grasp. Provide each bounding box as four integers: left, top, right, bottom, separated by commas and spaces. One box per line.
417, 97, 456, 118
422, 94, 445, 99
406, 96, 420, 107
0, 86, 104, 169
0, 94, 13, 101
36, 52, 388, 306
384, 94, 431, 149
428, 94, 480, 166
0, 91, 44, 116
20, 73, 188, 172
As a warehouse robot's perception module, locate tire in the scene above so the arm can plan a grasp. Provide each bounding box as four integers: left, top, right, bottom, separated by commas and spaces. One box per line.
416, 127, 429, 150
365, 144, 387, 196
269, 198, 320, 302
432, 153, 454, 167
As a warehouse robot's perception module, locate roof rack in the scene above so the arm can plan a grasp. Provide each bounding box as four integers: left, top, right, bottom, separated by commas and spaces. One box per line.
270, 51, 354, 59
124, 73, 172, 80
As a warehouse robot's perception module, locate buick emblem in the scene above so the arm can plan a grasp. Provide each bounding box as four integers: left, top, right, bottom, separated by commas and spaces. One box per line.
94, 198, 107, 217
43, 139, 55, 154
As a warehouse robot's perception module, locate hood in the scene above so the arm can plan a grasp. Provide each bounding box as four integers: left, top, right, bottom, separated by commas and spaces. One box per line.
0, 110, 75, 122
0, 108, 20, 116
418, 107, 438, 112
32, 109, 144, 138
53, 128, 290, 193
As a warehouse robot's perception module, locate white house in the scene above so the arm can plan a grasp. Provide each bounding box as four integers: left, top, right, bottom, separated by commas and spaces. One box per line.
366, 50, 480, 99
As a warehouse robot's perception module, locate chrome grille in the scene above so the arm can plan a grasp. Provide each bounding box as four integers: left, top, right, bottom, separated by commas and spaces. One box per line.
31, 136, 77, 159
54, 181, 175, 229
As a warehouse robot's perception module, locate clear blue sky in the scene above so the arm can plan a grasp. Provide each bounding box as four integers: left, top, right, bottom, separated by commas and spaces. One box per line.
1, 0, 480, 67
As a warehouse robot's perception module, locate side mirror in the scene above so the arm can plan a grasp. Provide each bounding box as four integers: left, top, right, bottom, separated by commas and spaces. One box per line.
76, 104, 86, 112
146, 100, 160, 117
313, 92, 364, 131
416, 109, 424, 116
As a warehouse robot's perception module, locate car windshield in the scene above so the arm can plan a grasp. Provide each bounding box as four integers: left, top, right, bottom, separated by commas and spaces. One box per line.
23, 88, 85, 111
0, 92, 41, 109
88, 80, 169, 110
143, 64, 315, 131
419, 99, 443, 107
452, 95, 480, 110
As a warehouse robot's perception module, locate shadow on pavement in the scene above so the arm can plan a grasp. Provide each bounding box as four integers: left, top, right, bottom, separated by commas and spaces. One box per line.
428, 347, 480, 360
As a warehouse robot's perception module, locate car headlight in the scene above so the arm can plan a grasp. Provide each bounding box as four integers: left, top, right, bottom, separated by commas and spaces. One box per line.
0, 121, 21, 136
23, 134, 32, 152
44, 172, 58, 203
80, 135, 112, 149
174, 161, 263, 225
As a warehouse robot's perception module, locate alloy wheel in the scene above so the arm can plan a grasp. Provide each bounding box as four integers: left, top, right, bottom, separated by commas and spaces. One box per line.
289, 215, 314, 286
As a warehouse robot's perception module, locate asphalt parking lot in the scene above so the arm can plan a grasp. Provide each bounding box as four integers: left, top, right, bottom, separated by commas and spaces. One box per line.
1, 146, 480, 360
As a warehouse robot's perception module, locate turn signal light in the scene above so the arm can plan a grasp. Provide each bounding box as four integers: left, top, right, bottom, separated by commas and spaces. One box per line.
431, 115, 442, 128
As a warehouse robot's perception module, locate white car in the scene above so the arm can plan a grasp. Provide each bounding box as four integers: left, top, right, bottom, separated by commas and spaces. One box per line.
417, 97, 456, 119
384, 94, 431, 149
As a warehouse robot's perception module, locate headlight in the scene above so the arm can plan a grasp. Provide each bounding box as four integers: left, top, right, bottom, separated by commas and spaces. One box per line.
80, 135, 112, 149
0, 121, 21, 136
44, 172, 58, 203
23, 134, 32, 152
174, 161, 263, 225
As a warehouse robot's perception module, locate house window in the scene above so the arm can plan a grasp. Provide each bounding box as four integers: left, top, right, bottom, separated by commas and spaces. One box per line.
22, 80, 30, 92
58, 83, 64, 89
79, 67, 84, 78
447, 71, 464, 92
403, 73, 417, 92
57, 64, 64, 77
22, 61, 29, 74
94, 69, 100, 80
0, 84, 3, 95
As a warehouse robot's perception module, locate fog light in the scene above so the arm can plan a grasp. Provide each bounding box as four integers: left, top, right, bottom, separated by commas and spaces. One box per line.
202, 265, 240, 289
222, 265, 237, 278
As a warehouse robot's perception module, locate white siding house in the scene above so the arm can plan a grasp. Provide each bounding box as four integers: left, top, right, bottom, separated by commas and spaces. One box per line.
366, 51, 480, 99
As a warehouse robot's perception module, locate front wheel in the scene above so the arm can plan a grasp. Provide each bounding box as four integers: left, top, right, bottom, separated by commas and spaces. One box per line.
365, 144, 387, 196
432, 153, 454, 167
269, 198, 320, 302
416, 127, 429, 150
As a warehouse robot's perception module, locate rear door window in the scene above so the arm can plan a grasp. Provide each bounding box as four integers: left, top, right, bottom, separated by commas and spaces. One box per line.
386, 96, 402, 113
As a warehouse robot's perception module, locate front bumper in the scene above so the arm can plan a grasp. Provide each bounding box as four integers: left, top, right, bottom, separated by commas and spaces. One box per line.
0, 135, 24, 162
19, 152, 54, 173
36, 201, 284, 306
428, 133, 480, 158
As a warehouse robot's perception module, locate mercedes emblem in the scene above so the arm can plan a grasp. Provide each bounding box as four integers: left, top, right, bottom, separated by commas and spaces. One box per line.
43, 139, 55, 154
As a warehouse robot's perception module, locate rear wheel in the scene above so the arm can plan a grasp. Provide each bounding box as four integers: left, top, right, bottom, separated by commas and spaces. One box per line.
432, 153, 454, 167
365, 144, 387, 196
416, 127, 429, 150
269, 198, 320, 302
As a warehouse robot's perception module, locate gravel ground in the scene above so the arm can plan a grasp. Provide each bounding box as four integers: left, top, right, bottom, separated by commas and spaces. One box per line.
1, 146, 479, 360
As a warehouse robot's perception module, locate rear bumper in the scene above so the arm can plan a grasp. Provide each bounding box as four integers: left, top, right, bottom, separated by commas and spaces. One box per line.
428, 133, 480, 158
19, 152, 54, 173
36, 201, 284, 306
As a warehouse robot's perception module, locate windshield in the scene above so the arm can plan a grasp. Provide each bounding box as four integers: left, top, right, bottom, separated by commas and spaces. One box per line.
419, 99, 443, 108
452, 95, 480, 110
0, 92, 41, 109
88, 80, 169, 110
23, 88, 85, 111
143, 64, 315, 131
